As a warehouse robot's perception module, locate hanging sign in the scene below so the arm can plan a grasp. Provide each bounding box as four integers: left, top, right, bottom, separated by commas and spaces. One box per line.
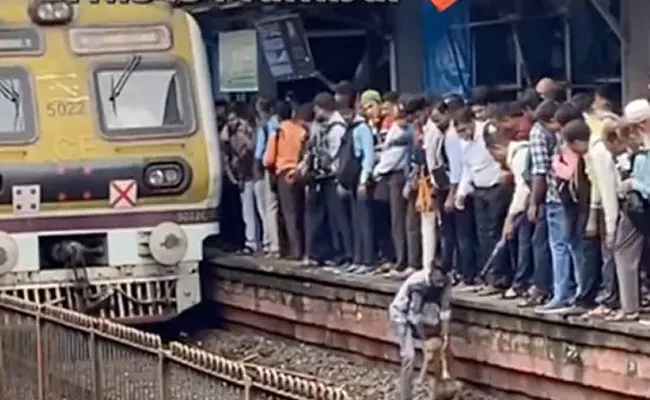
430, 0, 459, 12
218, 29, 258, 92
256, 14, 316, 82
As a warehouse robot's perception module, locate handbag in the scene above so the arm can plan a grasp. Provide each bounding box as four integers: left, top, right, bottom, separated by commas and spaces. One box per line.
415, 170, 435, 213
623, 191, 650, 236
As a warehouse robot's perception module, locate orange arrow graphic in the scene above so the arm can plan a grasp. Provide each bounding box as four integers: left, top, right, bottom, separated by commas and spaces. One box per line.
430, 0, 459, 12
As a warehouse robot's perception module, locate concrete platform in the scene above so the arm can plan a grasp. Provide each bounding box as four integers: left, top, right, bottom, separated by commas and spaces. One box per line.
206, 253, 650, 400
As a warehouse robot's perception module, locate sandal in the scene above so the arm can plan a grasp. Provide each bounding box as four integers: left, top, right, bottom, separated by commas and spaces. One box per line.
579, 305, 614, 320
265, 251, 280, 260
383, 269, 409, 280
605, 310, 639, 322
374, 263, 393, 275
517, 294, 547, 308
477, 286, 502, 297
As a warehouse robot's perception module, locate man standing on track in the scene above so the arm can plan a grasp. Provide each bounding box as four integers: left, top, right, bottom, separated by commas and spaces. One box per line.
389, 262, 456, 399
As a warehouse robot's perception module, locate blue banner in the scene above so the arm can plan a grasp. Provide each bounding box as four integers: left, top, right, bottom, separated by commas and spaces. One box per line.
422, 0, 472, 96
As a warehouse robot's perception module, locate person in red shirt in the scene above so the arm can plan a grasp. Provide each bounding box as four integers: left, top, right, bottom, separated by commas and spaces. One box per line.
380, 91, 399, 145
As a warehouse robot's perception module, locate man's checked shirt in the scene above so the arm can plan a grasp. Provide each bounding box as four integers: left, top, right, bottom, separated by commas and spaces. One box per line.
529, 121, 561, 204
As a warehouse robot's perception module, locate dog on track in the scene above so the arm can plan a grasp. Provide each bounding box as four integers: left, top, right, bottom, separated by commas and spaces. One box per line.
418, 336, 460, 400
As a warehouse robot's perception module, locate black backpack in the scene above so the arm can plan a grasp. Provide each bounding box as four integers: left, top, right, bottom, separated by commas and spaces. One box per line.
336, 121, 363, 190
307, 121, 345, 180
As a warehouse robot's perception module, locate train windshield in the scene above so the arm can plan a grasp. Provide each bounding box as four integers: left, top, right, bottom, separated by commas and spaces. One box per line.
0, 67, 35, 142
0, 78, 25, 132
94, 63, 193, 137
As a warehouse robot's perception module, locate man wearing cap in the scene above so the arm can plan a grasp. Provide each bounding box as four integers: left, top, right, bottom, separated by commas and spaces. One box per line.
360, 90, 395, 269
608, 98, 650, 322
343, 90, 377, 274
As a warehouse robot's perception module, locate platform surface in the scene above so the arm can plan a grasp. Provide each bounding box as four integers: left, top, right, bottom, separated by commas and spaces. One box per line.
210, 252, 650, 339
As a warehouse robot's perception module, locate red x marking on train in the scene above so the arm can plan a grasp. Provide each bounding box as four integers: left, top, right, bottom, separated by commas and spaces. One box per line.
109, 180, 137, 208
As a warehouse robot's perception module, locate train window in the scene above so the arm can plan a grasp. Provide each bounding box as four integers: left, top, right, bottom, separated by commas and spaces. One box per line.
93, 60, 195, 139
0, 67, 36, 143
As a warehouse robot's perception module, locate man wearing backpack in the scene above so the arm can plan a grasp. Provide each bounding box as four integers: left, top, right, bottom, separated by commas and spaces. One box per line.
302, 92, 353, 267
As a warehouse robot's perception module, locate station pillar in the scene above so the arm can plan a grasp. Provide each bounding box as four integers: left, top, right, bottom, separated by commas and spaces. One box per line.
621, 0, 650, 102
393, 0, 424, 92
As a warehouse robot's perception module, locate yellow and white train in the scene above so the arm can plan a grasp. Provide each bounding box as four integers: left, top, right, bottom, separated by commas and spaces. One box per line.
0, 0, 220, 322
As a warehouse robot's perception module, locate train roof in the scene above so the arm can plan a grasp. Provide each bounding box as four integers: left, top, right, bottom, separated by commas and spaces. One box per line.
0, 0, 181, 25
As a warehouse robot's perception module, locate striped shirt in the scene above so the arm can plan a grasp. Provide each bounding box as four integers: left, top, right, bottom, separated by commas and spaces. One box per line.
529, 122, 561, 204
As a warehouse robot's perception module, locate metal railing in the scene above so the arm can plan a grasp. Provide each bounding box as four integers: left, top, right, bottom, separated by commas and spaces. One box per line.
0, 295, 350, 400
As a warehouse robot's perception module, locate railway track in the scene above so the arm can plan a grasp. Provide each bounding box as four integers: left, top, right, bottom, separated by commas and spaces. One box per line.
192, 328, 498, 400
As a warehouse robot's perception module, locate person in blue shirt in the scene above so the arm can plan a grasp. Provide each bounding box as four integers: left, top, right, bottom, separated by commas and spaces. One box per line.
343, 91, 377, 274
373, 94, 420, 279
253, 97, 281, 257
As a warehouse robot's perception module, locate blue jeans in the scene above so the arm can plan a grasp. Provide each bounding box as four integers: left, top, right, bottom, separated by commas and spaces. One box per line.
545, 202, 587, 306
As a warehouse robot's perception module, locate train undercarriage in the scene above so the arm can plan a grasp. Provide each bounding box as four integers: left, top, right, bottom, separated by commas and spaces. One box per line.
0, 262, 201, 324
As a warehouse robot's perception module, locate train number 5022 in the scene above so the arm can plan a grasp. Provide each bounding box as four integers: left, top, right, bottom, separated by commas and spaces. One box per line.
46, 100, 87, 117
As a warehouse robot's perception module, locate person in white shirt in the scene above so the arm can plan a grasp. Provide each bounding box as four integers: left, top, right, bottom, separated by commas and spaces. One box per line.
420, 104, 444, 272
419, 96, 479, 287
454, 107, 513, 295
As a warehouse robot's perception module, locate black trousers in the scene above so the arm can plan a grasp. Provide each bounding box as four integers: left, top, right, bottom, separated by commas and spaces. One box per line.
406, 193, 422, 269
510, 216, 534, 294
385, 171, 408, 268
305, 178, 353, 262
351, 188, 375, 265
276, 175, 304, 259
373, 179, 394, 262
473, 184, 512, 287
531, 208, 552, 296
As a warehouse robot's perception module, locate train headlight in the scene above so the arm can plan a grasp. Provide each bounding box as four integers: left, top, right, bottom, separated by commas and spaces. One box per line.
146, 169, 165, 187
144, 164, 183, 189
0, 231, 18, 277
149, 222, 188, 266
29, 1, 73, 25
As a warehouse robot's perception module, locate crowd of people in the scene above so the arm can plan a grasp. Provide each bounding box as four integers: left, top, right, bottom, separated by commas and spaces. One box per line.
218, 77, 650, 322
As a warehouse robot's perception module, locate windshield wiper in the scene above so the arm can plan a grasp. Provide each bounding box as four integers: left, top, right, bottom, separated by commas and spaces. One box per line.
108, 54, 142, 115
0, 79, 21, 130
0, 79, 18, 104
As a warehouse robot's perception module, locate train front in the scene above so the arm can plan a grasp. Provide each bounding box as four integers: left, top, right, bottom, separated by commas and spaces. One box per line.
0, 0, 220, 322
